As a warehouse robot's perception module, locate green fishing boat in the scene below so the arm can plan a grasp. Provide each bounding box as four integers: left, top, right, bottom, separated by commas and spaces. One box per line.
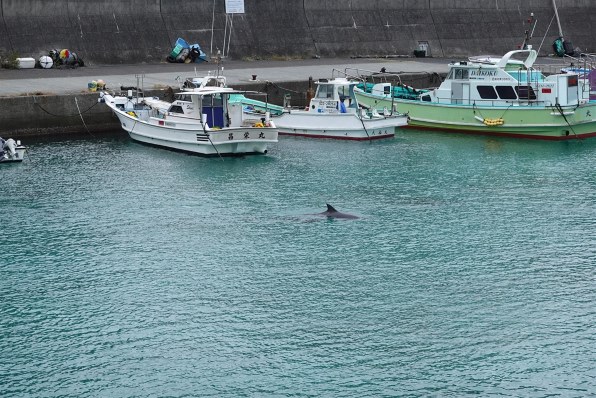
354, 48, 596, 140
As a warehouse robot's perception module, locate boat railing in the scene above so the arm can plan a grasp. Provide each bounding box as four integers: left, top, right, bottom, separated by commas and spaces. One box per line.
534, 53, 596, 75
445, 98, 549, 107
342, 67, 443, 90
331, 68, 365, 82
566, 53, 596, 72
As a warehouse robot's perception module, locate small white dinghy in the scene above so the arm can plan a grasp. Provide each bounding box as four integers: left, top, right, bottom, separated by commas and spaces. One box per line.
274, 76, 408, 140
0, 137, 26, 163
99, 86, 278, 156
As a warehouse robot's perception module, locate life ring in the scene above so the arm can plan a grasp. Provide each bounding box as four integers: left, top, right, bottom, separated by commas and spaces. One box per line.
483, 117, 504, 126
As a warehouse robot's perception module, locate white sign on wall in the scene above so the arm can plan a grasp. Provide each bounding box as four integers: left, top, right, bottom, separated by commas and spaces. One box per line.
225, 0, 245, 14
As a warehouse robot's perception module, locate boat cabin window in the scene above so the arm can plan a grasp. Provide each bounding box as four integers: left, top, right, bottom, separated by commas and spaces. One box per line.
337, 85, 351, 99
176, 94, 193, 102
447, 68, 469, 80
454, 69, 469, 80
515, 85, 537, 100
315, 85, 334, 99
201, 94, 223, 107
495, 86, 517, 99
477, 85, 498, 99
168, 105, 184, 114
204, 78, 220, 87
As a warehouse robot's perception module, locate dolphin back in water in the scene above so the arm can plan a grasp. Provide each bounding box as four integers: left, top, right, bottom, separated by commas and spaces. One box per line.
320, 204, 359, 220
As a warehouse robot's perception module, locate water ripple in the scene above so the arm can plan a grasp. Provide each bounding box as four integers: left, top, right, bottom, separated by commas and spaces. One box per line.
0, 132, 594, 396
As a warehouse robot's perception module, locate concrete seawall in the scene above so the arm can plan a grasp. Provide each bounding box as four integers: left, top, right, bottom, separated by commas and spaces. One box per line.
1, 0, 594, 64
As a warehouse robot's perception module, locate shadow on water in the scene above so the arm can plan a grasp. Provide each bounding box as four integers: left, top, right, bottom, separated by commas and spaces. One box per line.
397, 128, 596, 157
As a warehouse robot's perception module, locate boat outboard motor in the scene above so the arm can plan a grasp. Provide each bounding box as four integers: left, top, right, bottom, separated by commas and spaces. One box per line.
3, 138, 17, 158
0, 137, 4, 158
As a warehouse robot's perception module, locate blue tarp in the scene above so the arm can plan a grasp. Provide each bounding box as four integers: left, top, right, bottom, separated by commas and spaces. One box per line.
168, 38, 208, 63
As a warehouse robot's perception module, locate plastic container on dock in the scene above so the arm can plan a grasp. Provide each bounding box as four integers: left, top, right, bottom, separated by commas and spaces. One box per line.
17, 57, 35, 69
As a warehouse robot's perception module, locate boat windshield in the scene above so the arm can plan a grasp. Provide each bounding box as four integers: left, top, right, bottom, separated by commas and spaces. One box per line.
446, 68, 470, 80
338, 85, 351, 99
201, 94, 223, 106
315, 84, 334, 99
175, 94, 193, 102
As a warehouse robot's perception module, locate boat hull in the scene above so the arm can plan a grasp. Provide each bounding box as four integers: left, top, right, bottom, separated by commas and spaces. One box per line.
111, 107, 277, 156
355, 91, 596, 140
0, 146, 26, 163
274, 111, 407, 141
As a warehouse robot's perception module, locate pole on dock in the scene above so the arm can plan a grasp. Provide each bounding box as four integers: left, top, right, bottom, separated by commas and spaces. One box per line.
552, 0, 564, 39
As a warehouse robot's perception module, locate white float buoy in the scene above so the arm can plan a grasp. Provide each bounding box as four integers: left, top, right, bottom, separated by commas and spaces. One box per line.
39, 55, 53, 69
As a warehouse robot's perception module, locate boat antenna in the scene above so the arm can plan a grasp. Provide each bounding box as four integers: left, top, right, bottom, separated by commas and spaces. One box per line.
521, 12, 537, 49
214, 49, 223, 78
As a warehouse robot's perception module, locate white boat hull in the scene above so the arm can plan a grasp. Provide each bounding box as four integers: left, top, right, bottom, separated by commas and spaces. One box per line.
110, 104, 277, 156
0, 144, 26, 163
274, 111, 407, 140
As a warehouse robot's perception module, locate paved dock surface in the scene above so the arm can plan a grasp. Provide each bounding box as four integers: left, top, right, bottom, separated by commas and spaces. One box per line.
0, 56, 571, 97
0, 58, 447, 96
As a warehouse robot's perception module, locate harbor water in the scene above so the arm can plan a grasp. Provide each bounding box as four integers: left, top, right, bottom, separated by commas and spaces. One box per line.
1, 131, 595, 397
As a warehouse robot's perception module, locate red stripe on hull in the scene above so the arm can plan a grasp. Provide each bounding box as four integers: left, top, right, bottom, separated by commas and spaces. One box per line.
402, 125, 596, 141
278, 132, 394, 141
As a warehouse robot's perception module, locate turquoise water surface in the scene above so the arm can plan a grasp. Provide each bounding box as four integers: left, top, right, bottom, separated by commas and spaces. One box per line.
1, 131, 595, 397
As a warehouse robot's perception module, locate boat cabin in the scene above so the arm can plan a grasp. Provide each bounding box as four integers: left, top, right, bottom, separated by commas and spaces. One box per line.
368, 48, 588, 107
422, 49, 587, 107
164, 88, 269, 128
308, 78, 361, 114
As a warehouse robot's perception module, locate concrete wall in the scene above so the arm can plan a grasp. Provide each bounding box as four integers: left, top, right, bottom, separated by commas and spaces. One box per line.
0, 0, 594, 64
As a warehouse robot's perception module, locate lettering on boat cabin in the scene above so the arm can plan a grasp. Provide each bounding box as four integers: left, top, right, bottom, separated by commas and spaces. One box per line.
470, 70, 498, 79
318, 100, 338, 108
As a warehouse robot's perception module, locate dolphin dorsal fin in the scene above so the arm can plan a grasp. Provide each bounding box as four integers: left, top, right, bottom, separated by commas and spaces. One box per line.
326, 204, 337, 212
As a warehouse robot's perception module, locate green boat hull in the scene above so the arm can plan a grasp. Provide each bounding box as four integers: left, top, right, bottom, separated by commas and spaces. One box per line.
355, 90, 596, 140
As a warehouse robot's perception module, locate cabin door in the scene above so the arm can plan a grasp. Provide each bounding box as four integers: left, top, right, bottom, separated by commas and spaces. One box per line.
452, 83, 470, 105
202, 94, 225, 128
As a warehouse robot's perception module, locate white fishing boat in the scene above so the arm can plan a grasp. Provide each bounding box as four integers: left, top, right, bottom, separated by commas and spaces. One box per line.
99, 86, 278, 156
0, 137, 26, 163
274, 76, 408, 140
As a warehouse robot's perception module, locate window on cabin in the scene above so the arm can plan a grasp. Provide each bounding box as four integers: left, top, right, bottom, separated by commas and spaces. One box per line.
315, 85, 333, 99
477, 85, 498, 99
202, 94, 223, 107
515, 86, 537, 100
176, 94, 192, 102
454, 69, 469, 80
205, 78, 219, 87
495, 86, 517, 99
338, 86, 350, 98
168, 105, 184, 114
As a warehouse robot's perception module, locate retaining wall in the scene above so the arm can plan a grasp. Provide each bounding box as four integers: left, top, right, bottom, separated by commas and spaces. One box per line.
0, 0, 594, 64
